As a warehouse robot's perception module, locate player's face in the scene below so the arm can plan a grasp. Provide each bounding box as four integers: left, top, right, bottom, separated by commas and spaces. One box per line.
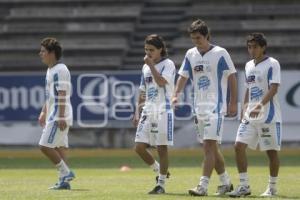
39, 46, 52, 66
144, 44, 162, 62
190, 32, 208, 49
247, 41, 266, 60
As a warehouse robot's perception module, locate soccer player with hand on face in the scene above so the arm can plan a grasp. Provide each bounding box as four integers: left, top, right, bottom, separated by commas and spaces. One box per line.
132, 34, 175, 195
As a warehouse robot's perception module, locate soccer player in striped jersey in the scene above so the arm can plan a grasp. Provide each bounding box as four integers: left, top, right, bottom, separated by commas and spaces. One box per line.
132, 34, 176, 194
229, 33, 282, 198
172, 19, 237, 196
38, 37, 75, 190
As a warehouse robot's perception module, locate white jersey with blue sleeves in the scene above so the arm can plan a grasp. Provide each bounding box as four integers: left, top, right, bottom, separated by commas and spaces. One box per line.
45, 63, 73, 125
178, 45, 236, 115
244, 57, 282, 123
139, 58, 176, 114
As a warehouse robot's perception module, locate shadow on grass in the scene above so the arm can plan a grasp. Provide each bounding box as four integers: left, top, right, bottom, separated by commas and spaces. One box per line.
70, 189, 91, 192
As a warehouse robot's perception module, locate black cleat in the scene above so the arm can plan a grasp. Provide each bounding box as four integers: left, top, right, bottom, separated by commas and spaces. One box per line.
148, 185, 165, 194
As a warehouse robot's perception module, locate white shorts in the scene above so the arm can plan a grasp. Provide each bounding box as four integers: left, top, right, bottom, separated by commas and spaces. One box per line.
236, 119, 282, 151
135, 111, 174, 146
194, 113, 224, 144
39, 121, 69, 148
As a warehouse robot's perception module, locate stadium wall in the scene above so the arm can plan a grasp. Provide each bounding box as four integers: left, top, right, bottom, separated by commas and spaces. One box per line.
0, 70, 299, 147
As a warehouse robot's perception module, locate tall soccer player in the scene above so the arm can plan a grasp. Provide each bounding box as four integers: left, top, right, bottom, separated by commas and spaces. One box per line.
172, 19, 237, 196
132, 34, 175, 194
229, 33, 282, 198
38, 37, 75, 190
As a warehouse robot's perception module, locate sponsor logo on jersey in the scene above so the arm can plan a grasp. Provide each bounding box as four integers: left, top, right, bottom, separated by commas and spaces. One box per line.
250, 86, 263, 100
198, 76, 210, 90
147, 87, 158, 101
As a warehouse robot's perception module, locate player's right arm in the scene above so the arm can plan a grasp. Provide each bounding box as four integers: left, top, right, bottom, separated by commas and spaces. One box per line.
172, 75, 188, 106
132, 90, 146, 127
38, 104, 47, 127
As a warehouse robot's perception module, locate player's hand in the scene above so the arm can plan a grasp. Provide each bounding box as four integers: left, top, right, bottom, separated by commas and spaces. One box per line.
131, 113, 140, 128
227, 102, 237, 117
144, 55, 155, 67
249, 104, 262, 118
171, 96, 179, 107
57, 119, 67, 131
38, 112, 46, 127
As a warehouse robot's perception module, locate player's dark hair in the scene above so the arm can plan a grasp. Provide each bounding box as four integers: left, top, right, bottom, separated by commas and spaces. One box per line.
188, 19, 210, 41
247, 32, 267, 54
41, 37, 62, 60
247, 33, 267, 48
145, 34, 168, 57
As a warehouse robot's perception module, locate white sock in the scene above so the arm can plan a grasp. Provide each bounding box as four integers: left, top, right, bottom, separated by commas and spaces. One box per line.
199, 176, 210, 189
150, 160, 160, 174
239, 172, 249, 186
219, 171, 231, 186
56, 160, 70, 177
157, 174, 167, 187
269, 176, 277, 189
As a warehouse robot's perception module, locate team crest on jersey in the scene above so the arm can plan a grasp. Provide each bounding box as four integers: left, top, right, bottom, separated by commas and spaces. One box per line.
246, 75, 256, 83
145, 76, 153, 83
194, 65, 204, 72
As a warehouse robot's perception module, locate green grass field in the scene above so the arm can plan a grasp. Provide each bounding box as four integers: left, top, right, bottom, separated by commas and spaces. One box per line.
0, 148, 299, 200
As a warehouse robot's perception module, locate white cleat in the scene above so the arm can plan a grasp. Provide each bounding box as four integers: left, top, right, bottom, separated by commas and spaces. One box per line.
228, 185, 251, 198
260, 187, 277, 197
188, 185, 208, 196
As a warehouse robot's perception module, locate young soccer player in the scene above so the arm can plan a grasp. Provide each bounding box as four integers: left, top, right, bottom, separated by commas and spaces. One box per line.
38, 37, 75, 190
132, 34, 175, 194
229, 33, 282, 198
172, 19, 237, 196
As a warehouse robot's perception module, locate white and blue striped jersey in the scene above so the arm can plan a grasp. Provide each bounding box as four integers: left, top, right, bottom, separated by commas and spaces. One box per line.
45, 63, 73, 125
139, 58, 176, 114
244, 57, 282, 123
178, 45, 236, 115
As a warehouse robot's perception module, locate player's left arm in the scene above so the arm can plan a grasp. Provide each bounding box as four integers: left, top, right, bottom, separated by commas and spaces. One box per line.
224, 50, 238, 116
57, 90, 67, 131
227, 73, 238, 116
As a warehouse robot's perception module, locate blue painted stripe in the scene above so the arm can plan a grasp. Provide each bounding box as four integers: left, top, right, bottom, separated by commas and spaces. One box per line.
216, 56, 229, 113
265, 100, 274, 123
163, 86, 171, 110
183, 57, 193, 81
216, 114, 222, 136
276, 122, 281, 146
160, 65, 165, 75
265, 67, 274, 123
47, 122, 58, 144
140, 74, 145, 87
167, 113, 173, 141
267, 67, 273, 89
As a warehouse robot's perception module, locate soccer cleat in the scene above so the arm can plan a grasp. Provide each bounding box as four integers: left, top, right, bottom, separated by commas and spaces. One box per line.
215, 183, 234, 195
60, 171, 75, 183
260, 187, 277, 197
188, 185, 208, 196
148, 185, 165, 194
49, 182, 71, 190
155, 171, 170, 183
228, 185, 251, 197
